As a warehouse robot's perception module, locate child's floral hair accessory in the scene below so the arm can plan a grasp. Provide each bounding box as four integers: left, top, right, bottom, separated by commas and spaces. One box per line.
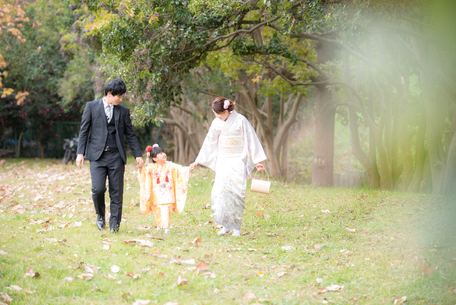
146, 145, 152, 153
153, 143, 159, 148
223, 99, 230, 109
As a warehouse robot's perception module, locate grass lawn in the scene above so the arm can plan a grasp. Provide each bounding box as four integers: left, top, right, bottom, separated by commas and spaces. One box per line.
0, 158, 455, 304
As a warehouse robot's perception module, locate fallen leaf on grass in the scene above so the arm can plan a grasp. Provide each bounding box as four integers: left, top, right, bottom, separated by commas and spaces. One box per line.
122, 292, 132, 298
85, 264, 99, 274
243, 292, 256, 300
57, 222, 72, 229
99, 238, 116, 244
421, 263, 434, 277
23, 289, 35, 295
91, 283, 101, 292
281, 246, 295, 251
77, 273, 93, 280
313, 244, 324, 250
0, 293, 12, 304
136, 224, 151, 231
316, 278, 323, 284
0, 250, 7, 255
33, 195, 44, 201
340, 249, 353, 255
123, 239, 153, 247
126, 272, 141, 279
163, 302, 179, 305
5, 285, 22, 291
176, 276, 188, 286
104, 274, 116, 280
132, 300, 150, 305
24, 266, 40, 278
196, 261, 209, 271
346, 228, 356, 233
321, 210, 331, 214
322, 285, 344, 292
203, 272, 216, 278
63, 277, 75, 282
192, 237, 202, 246
74, 221, 82, 227
394, 296, 407, 304
277, 272, 287, 277
170, 257, 195, 265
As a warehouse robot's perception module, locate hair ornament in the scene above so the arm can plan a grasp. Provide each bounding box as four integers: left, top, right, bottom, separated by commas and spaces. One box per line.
146, 145, 152, 152
153, 143, 159, 148
223, 99, 230, 109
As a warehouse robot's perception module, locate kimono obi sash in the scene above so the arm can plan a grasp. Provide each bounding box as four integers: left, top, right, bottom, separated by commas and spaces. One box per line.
218, 135, 244, 155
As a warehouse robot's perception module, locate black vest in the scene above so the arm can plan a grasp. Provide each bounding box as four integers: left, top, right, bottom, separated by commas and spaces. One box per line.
105, 115, 117, 151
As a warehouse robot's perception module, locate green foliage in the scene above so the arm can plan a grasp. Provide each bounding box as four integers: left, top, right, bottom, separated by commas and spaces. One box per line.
71, 0, 327, 124
0, 0, 85, 149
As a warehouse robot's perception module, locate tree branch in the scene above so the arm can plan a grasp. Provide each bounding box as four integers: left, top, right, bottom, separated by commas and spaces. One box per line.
160, 117, 199, 155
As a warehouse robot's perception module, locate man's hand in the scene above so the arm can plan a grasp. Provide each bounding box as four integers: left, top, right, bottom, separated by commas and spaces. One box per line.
255, 163, 265, 171
189, 162, 198, 172
76, 154, 84, 169
136, 157, 144, 168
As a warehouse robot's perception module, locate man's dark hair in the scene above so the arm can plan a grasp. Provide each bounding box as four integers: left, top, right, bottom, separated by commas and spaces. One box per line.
104, 78, 127, 96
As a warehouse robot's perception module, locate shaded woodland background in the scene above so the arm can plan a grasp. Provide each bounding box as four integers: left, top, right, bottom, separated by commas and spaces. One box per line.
1, 0, 456, 194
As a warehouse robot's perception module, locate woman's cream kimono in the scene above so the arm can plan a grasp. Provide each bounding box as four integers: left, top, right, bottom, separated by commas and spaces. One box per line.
138, 162, 189, 228
195, 110, 267, 230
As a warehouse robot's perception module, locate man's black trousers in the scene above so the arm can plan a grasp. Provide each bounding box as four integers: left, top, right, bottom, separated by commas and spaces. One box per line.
90, 150, 125, 230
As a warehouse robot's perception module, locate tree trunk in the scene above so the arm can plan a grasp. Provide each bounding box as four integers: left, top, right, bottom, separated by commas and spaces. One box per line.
311, 40, 336, 187
17, 130, 23, 158
398, 98, 413, 191
412, 38, 447, 194
442, 123, 456, 195
408, 113, 427, 192
281, 133, 288, 181
312, 81, 336, 187
421, 72, 446, 194
39, 125, 46, 158
367, 68, 380, 188
420, 152, 432, 193
343, 50, 380, 189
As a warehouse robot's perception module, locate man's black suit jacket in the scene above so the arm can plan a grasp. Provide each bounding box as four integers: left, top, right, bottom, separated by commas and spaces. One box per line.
77, 98, 142, 164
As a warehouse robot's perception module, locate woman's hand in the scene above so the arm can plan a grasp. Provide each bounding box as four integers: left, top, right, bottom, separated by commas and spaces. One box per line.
189, 162, 198, 172
255, 163, 265, 171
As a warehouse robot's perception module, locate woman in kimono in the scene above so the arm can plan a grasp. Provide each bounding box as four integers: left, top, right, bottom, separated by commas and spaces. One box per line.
189, 97, 266, 237
138, 144, 189, 233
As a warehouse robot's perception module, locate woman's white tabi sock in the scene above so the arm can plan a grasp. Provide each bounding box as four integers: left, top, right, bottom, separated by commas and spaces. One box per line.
217, 227, 229, 235
232, 229, 241, 237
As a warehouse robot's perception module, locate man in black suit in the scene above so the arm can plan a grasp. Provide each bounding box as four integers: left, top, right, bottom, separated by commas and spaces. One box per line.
76, 78, 144, 233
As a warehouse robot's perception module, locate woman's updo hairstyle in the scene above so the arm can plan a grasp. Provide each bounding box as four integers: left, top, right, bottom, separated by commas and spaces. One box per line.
145, 144, 164, 164
212, 97, 235, 114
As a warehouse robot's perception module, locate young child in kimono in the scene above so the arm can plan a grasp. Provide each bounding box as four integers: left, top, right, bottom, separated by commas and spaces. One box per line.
138, 144, 189, 233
